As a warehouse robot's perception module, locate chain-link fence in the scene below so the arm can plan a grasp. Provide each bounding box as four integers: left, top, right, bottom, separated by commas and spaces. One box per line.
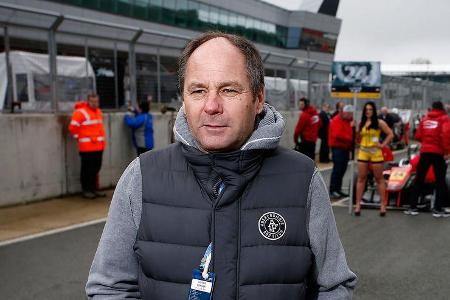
309, 75, 450, 113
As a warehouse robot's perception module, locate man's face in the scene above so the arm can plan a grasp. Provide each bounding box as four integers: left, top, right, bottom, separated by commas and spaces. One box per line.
183, 38, 264, 152
88, 96, 99, 109
342, 111, 353, 121
299, 101, 305, 110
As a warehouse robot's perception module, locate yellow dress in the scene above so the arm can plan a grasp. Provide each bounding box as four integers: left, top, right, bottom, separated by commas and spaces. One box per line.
357, 126, 384, 163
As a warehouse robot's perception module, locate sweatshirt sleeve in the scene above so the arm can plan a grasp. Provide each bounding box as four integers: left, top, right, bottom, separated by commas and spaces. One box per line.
307, 169, 357, 299
86, 158, 143, 299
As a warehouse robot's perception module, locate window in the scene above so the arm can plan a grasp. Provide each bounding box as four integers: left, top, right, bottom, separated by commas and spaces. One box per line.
286, 27, 301, 49
15, 74, 29, 102
299, 28, 337, 53
99, 0, 115, 13
228, 12, 237, 27
186, 0, 200, 29
50, 0, 319, 51
134, 0, 148, 20
162, 0, 177, 24
209, 7, 219, 25
218, 9, 228, 27
175, 0, 188, 27
198, 3, 209, 25
136, 53, 158, 103
159, 56, 180, 104
149, 0, 162, 22
117, 0, 133, 17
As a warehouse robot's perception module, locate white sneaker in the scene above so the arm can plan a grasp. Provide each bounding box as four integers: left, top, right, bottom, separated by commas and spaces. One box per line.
432, 209, 450, 218
404, 208, 419, 216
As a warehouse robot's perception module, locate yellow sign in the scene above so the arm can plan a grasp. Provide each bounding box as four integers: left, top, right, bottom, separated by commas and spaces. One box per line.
331, 92, 381, 99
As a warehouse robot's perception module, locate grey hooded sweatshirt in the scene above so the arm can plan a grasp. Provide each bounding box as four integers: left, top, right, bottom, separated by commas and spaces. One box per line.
86, 103, 357, 299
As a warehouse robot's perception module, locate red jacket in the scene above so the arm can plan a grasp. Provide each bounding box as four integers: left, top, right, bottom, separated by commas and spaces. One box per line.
294, 106, 321, 143
69, 101, 106, 152
328, 114, 353, 150
415, 109, 449, 155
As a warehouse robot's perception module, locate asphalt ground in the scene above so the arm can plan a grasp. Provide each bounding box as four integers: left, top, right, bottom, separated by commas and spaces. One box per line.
1, 206, 450, 300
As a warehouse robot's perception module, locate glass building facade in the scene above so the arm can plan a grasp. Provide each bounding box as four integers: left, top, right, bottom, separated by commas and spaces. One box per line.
50, 0, 337, 53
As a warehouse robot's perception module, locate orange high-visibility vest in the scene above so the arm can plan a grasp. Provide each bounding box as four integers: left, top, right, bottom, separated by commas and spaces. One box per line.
69, 101, 106, 152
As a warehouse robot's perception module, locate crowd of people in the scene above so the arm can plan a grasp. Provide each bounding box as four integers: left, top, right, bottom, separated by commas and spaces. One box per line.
294, 97, 450, 218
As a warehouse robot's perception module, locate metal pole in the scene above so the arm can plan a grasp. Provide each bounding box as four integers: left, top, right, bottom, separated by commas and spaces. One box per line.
48, 30, 57, 112
157, 48, 161, 105
48, 15, 64, 113
128, 29, 143, 108
348, 91, 358, 214
128, 43, 136, 107
84, 38, 89, 95
114, 42, 119, 109
307, 46, 311, 100
422, 85, 427, 113
4, 26, 14, 112
286, 68, 291, 110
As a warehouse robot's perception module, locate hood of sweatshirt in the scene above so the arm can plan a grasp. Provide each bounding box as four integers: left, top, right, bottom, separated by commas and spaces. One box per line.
173, 103, 285, 152
427, 109, 446, 119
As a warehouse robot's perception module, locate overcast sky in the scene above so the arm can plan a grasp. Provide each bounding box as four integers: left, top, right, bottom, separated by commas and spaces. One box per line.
263, 0, 450, 64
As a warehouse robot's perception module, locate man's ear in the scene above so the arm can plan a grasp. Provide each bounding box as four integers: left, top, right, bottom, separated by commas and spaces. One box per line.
256, 89, 265, 114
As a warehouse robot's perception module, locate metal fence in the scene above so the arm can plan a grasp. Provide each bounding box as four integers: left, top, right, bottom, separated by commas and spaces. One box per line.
310, 75, 450, 112
0, 2, 333, 113
3, 2, 447, 115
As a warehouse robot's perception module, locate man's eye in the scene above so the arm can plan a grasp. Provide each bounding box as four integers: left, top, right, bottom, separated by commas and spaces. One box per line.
221, 89, 239, 97
191, 90, 205, 94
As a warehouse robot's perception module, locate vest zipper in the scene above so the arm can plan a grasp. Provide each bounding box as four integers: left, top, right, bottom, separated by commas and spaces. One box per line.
211, 207, 216, 273
210, 176, 222, 273
236, 194, 241, 299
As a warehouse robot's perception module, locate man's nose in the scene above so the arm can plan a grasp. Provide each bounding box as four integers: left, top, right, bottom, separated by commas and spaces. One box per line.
203, 91, 223, 115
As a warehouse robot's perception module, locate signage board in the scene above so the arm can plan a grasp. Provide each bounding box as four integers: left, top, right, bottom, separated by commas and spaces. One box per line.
331, 61, 381, 98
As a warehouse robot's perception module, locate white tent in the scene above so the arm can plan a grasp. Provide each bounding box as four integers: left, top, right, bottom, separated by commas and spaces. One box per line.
0, 51, 96, 111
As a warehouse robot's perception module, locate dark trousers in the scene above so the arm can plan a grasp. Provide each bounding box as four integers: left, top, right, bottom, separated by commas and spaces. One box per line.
137, 147, 151, 156
80, 151, 103, 193
297, 140, 316, 160
319, 134, 330, 162
410, 153, 448, 210
330, 148, 350, 193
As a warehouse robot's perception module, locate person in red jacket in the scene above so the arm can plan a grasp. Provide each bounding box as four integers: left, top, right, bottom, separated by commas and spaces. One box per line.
69, 93, 106, 199
405, 101, 450, 217
328, 105, 354, 199
293, 97, 321, 160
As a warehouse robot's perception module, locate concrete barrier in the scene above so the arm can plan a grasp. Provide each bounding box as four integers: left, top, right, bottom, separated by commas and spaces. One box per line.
0, 111, 301, 206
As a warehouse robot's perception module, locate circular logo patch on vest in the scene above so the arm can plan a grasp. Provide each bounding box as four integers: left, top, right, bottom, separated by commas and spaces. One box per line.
258, 212, 286, 241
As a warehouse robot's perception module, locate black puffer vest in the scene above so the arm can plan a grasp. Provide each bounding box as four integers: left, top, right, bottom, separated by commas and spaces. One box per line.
134, 143, 315, 299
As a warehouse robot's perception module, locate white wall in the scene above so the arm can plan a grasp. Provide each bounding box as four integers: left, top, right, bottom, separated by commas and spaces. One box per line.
0, 111, 302, 206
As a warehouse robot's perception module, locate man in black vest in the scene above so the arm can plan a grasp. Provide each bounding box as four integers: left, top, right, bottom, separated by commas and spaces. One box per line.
87, 32, 356, 299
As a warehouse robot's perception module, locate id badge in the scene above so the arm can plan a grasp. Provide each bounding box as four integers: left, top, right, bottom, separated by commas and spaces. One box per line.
187, 269, 216, 300
188, 243, 215, 300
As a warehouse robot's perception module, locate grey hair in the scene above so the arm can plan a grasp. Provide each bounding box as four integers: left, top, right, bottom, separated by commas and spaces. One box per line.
178, 31, 265, 99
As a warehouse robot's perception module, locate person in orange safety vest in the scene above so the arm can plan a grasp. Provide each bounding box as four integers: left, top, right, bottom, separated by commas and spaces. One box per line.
69, 93, 106, 199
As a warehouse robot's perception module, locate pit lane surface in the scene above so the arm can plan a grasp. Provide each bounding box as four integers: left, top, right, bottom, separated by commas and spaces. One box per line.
1, 206, 449, 299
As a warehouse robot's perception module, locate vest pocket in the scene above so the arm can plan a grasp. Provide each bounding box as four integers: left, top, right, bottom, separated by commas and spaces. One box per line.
239, 245, 312, 285
134, 240, 207, 284
239, 283, 306, 300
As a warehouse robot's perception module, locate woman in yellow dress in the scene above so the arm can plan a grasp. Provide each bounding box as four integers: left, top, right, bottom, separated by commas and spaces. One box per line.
355, 101, 393, 216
